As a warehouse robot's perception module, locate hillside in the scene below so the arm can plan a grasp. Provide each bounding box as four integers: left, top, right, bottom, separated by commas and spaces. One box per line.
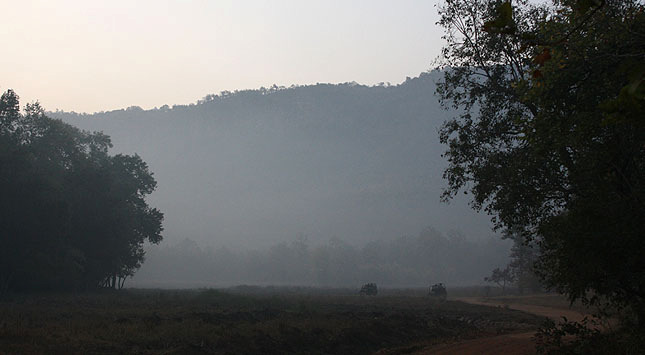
52, 71, 498, 261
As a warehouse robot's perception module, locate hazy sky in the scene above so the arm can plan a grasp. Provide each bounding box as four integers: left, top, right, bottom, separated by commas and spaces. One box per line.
1, 0, 443, 113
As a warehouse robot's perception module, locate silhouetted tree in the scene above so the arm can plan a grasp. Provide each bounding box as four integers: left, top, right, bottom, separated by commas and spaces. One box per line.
0, 90, 163, 292
437, 0, 645, 322
505, 231, 541, 294
485, 267, 514, 294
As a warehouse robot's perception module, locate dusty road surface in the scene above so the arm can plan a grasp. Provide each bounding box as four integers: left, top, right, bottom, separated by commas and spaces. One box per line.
455, 296, 587, 323
415, 295, 588, 355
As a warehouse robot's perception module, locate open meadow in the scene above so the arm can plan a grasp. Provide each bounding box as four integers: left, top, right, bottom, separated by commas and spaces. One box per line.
0, 287, 546, 354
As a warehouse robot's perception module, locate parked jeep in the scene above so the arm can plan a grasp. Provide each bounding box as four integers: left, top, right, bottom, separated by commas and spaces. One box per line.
429, 283, 447, 300
359, 283, 378, 295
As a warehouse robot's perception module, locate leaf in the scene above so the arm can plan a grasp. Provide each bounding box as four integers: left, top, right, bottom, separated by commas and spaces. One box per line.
534, 48, 552, 66
483, 2, 515, 34
575, 0, 603, 14
520, 33, 537, 42
497, 1, 513, 23
625, 64, 645, 100
625, 80, 645, 100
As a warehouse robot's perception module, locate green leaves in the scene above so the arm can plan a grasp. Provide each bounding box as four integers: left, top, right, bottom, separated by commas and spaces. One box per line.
624, 63, 645, 100
533, 47, 552, 66
531, 48, 552, 79
0, 90, 163, 292
483, 1, 515, 34
574, 0, 603, 15
437, 0, 645, 327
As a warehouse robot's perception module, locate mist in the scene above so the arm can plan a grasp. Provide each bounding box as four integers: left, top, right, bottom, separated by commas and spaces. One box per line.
52, 71, 509, 288
132, 227, 510, 289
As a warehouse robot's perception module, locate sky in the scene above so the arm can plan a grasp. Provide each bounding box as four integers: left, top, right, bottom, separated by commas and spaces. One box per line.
1, 0, 444, 113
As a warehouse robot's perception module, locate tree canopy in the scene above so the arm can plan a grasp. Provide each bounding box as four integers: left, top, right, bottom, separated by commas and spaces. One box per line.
436, 0, 645, 324
0, 90, 163, 292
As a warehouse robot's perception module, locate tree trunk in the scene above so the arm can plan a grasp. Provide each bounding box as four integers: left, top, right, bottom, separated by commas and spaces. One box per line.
0, 272, 12, 294
118, 276, 126, 290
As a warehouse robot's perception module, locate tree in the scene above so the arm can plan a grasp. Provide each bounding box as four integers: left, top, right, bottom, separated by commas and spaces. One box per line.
485, 266, 514, 294
0, 90, 163, 291
66, 153, 163, 289
506, 231, 541, 294
485, 229, 542, 295
436, 0, 645, 324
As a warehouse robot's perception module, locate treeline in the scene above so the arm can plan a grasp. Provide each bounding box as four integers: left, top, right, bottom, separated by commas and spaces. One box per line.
0, 90, 163, 292
133, 227, 509, 288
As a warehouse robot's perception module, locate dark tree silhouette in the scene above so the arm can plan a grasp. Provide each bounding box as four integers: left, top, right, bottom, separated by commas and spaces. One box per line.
484, 267, 514, 294
0, 90, 163, 292
436, 0, 645, 325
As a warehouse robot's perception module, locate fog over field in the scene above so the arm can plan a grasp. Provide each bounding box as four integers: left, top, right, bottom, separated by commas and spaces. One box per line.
53, 71, 510, 287
2, 0, 640, 351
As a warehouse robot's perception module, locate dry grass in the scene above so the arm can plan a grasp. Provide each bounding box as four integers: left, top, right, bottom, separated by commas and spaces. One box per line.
0, 288, 545, 354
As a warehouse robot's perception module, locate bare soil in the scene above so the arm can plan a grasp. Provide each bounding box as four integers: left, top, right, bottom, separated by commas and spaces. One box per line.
456, 296, 587, 322
414, 294, 589, 354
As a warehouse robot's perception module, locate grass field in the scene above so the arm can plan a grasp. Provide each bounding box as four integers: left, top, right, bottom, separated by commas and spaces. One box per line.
0, 287, 545, 354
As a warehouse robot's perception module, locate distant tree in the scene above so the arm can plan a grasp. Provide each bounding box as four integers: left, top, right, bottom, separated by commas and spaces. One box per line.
485, 267, 515, 294
505, 231, 541, 294
312, 246, 331, 286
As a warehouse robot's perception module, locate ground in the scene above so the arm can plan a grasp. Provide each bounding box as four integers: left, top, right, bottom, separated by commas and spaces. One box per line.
0, 288, 572, 354
415, 294, 590, 354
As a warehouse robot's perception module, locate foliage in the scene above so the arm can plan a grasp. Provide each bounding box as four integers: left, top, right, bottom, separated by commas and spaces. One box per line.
494, 229, 543, 294
436, 0, 645, 326
0, 90, 163, 291
507, 233, 542, 294
484, 266, 515, 293
534, 316, 607, 354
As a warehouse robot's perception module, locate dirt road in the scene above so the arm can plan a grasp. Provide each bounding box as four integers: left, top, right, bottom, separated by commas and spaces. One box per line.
415, 296, 587, 355
455, 296, 587, 323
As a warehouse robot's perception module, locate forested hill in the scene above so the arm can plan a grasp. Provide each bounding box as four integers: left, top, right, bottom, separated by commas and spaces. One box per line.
52, 71, 494, 249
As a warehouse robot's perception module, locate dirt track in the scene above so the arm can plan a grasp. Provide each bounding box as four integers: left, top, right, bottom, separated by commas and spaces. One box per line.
455, 297, 587, 323
415, 296, 587, 355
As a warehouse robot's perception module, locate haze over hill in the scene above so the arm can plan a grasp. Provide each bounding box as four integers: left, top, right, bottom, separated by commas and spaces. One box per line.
54, 71, 489, 245
52, 71, 508, 286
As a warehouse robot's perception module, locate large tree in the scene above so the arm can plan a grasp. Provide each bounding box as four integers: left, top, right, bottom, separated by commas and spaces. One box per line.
436, 0, 645, 323
0, 90, 163, 291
